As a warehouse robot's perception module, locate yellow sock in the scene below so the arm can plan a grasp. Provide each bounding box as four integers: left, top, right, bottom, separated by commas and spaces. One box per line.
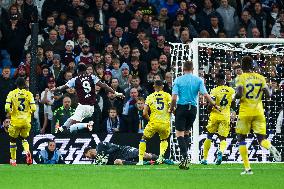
219, 140, 227, 154
22, 139, 30, 153
139, 140, 146, 162
160, 140, 168, 157
10, 142, 17, 160
239, 145, 250, 170
260, 139, 271, 150
203, 139, 212, 160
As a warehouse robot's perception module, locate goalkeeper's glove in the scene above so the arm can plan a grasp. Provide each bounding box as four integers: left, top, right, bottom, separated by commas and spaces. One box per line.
95, 153, 109, 165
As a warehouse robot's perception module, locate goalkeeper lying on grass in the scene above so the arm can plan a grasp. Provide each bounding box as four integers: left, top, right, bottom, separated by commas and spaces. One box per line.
83, 142, 174, 165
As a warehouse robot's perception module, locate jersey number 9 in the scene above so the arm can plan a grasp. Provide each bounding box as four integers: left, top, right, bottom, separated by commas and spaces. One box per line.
83, 81, 91, 94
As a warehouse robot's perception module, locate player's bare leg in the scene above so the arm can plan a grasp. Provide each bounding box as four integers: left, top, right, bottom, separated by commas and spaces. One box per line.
257, 134, 281, 162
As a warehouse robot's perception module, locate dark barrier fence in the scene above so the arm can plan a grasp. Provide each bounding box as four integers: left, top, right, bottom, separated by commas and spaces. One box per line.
0, 133, 169, 164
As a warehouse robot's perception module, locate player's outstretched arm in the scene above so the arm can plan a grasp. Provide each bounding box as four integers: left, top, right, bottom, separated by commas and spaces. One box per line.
96, 81, 124, 98
203, 93, 220, 111
262, 84, 272, 98
235, 86, 243, 99
169, 94, 177, 113
53, 85, 69, 93
4, 92, 12, 114
143, 104, 150, 121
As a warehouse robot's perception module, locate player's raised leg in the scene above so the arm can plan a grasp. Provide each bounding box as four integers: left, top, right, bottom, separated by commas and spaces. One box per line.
257, 134, 281, 162
69, 121, 93, 133
20, 126, 33, 165
252, 116, 282, 162
22, 138, 32, 165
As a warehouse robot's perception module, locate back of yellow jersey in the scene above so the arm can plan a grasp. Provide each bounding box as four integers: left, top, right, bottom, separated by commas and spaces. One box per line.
145, 91, 171, 123
5, 88, 36, 126
236, 73, 266, 116
210, 85, 235, 120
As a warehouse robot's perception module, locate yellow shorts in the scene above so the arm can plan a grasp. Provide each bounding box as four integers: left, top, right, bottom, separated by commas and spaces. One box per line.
143, 122, 170, 140
236, 115, 266, 135
207, 118, 230, 137
8, 124, 31, 138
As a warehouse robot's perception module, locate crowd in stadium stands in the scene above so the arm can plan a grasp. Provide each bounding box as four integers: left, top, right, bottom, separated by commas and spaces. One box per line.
0, 0, 284, 135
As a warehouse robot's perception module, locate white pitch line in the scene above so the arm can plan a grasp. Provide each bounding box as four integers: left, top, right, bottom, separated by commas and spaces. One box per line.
114, 166, 284, 170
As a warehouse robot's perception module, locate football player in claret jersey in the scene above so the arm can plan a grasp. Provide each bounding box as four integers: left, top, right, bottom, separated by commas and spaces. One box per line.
235, 56, 281, 175
5, 77, 36, 166
200, 71, 235, 165
54, 63, 123, 132
137, 80, 172, 165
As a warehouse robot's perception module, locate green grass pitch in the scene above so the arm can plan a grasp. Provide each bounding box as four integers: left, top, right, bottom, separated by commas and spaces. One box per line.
1, 163, 283, 189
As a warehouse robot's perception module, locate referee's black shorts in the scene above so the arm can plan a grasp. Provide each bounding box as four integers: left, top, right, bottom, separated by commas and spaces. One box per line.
175, 104, 197, 131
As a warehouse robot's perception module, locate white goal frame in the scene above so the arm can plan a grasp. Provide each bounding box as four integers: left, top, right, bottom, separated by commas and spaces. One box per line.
171, 38, 284, 164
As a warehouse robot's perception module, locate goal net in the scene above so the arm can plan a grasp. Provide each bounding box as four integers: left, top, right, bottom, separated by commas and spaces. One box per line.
170, 38, 284, 164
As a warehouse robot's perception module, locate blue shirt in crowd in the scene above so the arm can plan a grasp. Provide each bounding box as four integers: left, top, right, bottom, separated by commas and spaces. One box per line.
172, 73, 207, 106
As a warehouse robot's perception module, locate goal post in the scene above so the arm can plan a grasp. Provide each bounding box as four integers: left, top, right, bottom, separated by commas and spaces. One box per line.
170, 38, 284, 164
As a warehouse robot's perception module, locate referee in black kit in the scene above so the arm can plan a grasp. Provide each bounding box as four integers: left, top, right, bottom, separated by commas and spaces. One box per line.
170, 61, 219, 170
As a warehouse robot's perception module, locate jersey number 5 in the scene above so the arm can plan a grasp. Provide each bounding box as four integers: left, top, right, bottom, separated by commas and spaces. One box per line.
156, 98, 165, 110
246, 83, 262, 99
18, 98, 25, 111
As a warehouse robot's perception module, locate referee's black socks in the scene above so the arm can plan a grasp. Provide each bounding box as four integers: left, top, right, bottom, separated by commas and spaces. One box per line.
177, 136, 188, 158
184, 135, 191, 152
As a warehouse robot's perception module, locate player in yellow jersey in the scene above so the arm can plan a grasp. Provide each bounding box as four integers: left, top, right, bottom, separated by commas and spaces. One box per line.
137, 80, 172, 165
200, 71, 235, 165
5, 77, 36, 166
235, 56, 281, 175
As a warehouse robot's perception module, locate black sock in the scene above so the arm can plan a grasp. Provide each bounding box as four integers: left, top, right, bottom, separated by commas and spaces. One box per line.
184, 135, 191, 152
177, 136, 187, 158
